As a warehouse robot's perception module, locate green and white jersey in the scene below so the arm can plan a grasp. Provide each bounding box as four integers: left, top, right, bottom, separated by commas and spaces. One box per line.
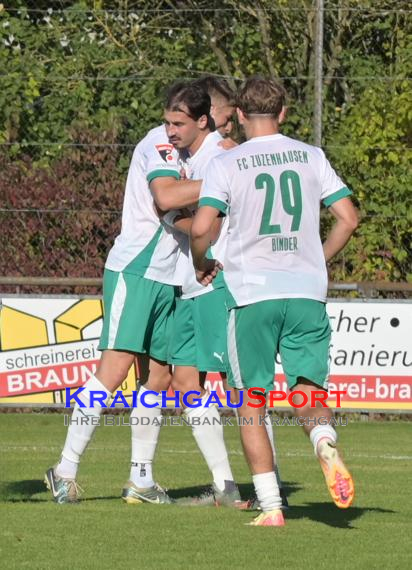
105, 125, 186, 285
199, 134, 352, 307
180, 130, 228, 299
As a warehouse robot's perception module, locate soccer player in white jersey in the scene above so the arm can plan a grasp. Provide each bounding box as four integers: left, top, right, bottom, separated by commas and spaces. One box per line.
195, 76, 287, 507
121, 80, 247, 507
144, 76, 285, 508
45, 92, 203, 504
164, 80, 241, 506
191, 76, 358, 526
157, 77, 285, 508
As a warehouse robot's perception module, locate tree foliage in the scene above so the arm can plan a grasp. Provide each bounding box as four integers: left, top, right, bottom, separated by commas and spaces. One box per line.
0, 0, 410, 284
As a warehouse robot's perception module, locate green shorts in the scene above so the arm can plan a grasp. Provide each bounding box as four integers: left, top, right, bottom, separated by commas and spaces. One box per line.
227, 299, 331, 393
169, 288, 228, 372
99, 269, 178, 361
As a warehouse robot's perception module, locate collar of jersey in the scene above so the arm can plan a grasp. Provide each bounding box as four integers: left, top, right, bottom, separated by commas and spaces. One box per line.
188, 130, 223, 161
245, 134, 285, 143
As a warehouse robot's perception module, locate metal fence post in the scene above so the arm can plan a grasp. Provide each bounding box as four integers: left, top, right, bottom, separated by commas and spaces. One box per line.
314, 0, 324, 146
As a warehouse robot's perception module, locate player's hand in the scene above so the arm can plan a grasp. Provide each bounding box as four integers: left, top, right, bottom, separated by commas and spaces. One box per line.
195, 259, 223, 286
218, 137, 238, 150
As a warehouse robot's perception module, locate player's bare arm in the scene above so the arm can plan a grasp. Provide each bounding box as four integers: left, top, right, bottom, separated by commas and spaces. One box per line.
162, 208, 193, 235
166, 209, 223, 243
150, 177, 201, 211
190, 205, 223, 285
175, 216, 222, 243
323, 197, 359, 262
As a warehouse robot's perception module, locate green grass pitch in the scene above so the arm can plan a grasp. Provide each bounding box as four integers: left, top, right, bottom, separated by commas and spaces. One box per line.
1, 414, 411, 569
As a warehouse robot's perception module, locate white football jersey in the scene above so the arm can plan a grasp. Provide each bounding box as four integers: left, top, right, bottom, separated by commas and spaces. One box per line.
199, 133, 352, 307
105, 125, 187, 285
179, 130, 228, 299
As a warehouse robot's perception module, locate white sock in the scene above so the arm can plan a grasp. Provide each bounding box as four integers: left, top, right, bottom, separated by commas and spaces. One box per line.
56, 375, 111, 479
185, 393, 234, 492
263, 411, 283, 488
129, 386, 163, 488
309, 424, 337, 456
56, 456, 78, 480
130, 461, 154, 489
253, 471, 281, 512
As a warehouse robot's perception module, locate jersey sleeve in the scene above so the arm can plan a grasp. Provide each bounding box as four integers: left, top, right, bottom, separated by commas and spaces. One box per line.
319, 149, 352, 207
198, 157, 230, 215
145, 130, 181, 183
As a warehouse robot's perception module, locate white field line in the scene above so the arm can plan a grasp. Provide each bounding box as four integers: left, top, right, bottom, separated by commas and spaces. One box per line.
0, 445, 411, 460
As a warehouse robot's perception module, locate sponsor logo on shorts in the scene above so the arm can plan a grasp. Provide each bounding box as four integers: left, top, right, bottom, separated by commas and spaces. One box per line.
213, 351, 225, 364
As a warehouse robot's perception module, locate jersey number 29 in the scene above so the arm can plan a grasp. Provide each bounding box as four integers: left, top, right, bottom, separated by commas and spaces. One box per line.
255, 170, 302, 235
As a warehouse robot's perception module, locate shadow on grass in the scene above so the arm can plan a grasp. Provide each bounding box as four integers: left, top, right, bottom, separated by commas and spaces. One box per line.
169, 480, 302, 502
1, 481, 395, 529
0, 479, 47, 502
0, 480, 119, 503
284, 501, 395, 529
170, 483, 395, 529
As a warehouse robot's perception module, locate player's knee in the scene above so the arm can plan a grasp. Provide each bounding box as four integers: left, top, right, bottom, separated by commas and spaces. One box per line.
172, 369, 201, 394
171, 375, 191, 393
96, 355, 134, 392
146, 367, 171, 392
